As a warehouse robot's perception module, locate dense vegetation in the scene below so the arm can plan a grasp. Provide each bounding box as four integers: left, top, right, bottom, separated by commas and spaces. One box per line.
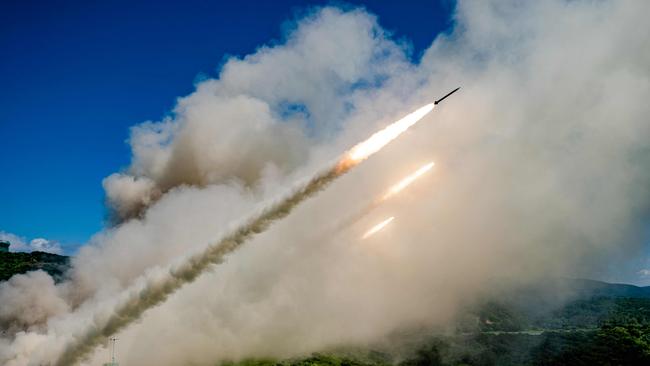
222, 353, 390, 366
401, 321, 650, 365
0, 251, 69, 281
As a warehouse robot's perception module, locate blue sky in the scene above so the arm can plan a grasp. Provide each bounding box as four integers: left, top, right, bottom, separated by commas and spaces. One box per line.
0, 1, 454, 253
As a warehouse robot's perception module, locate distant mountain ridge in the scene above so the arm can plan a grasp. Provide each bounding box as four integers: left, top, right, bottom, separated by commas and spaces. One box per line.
564, 278, 650, 298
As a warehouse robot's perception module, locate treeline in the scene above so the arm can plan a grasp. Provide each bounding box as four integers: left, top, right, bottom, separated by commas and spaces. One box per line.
402, 323, 650, 365
0, 251, 69, 281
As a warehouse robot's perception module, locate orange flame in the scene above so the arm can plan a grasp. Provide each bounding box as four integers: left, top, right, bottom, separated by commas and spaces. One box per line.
381, 162, 435, 201
362, 216, 395, 239
339, 103, 435, 170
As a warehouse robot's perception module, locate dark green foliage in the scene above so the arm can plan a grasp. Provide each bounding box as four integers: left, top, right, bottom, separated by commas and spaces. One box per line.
395, 333, 545, 366
537, 297, 616, 329
221, 359, 278, 366
220, 353, 390, 366
0, 251, 70, 281
395, 325, 650, 366
289, 353, 383, 366
475, 301, 528, 332
607, 298, 650, 326
400, 339, 448, 366
531, 325, 650, 366
397, 297, 650, 366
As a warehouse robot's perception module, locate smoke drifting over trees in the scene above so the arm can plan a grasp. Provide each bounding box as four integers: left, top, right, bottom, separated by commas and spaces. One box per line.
2, 1, 650, 365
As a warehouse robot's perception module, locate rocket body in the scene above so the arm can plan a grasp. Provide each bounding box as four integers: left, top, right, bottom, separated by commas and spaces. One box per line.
434, 87, 460, 105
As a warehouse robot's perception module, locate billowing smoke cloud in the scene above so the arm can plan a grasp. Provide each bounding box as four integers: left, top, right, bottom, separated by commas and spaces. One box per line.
2, 1, 650, 365
0, 271, 69, 333
102, 174, 161, 221
105, 7, 407, 221
0, 231, 62, 254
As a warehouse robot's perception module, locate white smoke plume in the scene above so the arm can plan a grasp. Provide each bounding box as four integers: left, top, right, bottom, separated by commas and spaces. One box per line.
104, 7, 406, 221
102, 174, 161, 221
2, 1, 650, 365
0, 271, 69, 333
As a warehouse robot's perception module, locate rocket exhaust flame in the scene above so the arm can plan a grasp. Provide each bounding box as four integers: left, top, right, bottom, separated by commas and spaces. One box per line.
330, 161, 435, 234
53, 102, 436, 366
381, 162, 434, 201
343, 103, 434, 164
362, 216, 395, 239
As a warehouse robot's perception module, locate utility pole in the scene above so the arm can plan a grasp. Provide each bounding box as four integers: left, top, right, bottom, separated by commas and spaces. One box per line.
110, 337, 117, 364
103, 337, 119, 366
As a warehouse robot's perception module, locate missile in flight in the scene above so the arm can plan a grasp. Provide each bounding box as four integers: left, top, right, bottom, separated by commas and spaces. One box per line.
434, 87, 460, 105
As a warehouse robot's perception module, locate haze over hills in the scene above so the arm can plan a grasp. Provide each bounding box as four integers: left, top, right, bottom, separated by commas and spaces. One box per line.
211, 277, 650, 366
2, 257, 650, 366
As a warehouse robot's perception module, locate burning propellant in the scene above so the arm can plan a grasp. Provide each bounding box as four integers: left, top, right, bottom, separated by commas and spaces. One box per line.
381, 162, 435, 201
337, 103, 435, 169
357, 162, 435, 239
362, 216, 395, 239
329, 161, 435, 234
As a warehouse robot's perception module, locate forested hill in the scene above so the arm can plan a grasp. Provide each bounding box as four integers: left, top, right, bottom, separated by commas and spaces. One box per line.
0, 251, 70, 281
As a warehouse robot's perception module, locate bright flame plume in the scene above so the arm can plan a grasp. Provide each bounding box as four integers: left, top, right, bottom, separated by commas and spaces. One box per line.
381, 162, 435, 201
362, 216, 395, 239
340, 103, 435, 168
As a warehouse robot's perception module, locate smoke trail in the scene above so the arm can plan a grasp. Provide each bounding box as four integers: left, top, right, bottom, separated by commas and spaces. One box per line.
53, 103, 435, 366
54, 165, 343, 366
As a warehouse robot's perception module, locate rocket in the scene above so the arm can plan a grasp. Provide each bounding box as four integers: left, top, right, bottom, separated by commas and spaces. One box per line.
434, 87, 460, 105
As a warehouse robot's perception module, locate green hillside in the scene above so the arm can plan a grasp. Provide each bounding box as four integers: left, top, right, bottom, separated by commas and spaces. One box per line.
0, 251, 70, 281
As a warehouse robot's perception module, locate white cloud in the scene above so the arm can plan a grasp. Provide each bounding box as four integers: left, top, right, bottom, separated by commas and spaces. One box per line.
638, 269, 650, 277
0, 232, 62, 255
